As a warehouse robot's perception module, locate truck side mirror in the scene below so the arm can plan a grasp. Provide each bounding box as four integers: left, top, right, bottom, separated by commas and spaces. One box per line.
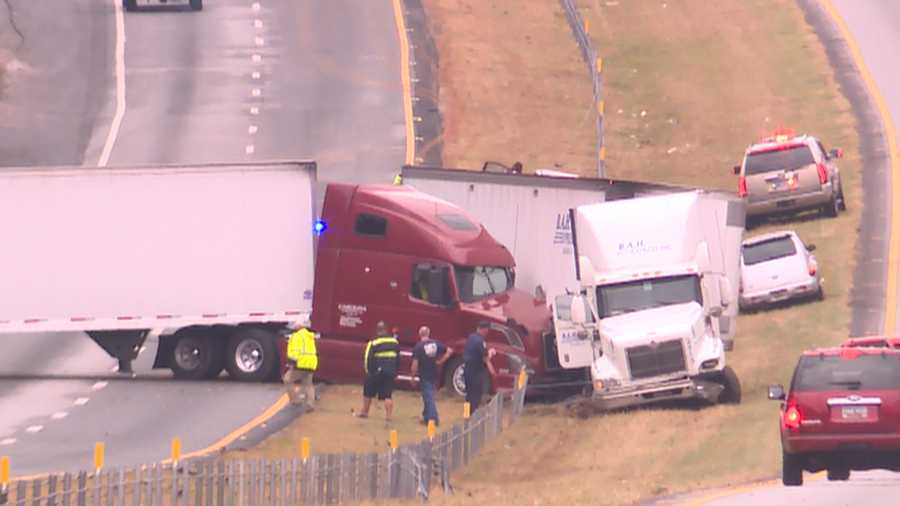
806, 243, 816, 252
768, 384, 786, 401
577, 256, 596, 284
829, 148, 843, 159
570, 295, 588, 324
733, 165, 741, 175
719, 277, 733, 307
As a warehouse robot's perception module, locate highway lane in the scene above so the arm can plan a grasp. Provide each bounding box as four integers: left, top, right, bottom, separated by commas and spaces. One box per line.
0, 0, 404, 475
678, 1, 900, 504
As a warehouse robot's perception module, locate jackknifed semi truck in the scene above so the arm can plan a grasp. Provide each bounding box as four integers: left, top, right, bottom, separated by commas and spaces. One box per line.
0, 161, 565, 396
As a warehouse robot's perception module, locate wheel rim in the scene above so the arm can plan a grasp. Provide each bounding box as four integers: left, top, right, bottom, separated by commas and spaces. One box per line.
174, 339, 202, 371
452, 364, 467, 396
234, 339, 264, 374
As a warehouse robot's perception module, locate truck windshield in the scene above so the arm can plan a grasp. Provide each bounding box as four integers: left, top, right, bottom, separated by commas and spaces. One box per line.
454, 266, 513, 303
596, 274, 701, 318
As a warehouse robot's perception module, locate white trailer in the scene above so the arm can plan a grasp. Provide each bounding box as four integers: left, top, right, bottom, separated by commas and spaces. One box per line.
0, 161, 317, 381
557, 191, 745, 409
400, 166, 681, 308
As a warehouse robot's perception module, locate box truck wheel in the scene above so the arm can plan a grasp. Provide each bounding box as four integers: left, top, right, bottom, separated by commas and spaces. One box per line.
123, 0, 137, 11
717, 365, 742, 404
443, 357, 491, 399
189, 0, 203, 10
225, 328, 277, 382
170, 331, 220, 380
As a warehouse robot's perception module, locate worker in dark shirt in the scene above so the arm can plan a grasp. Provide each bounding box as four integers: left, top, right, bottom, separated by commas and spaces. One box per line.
355, 321, 400, 421
463, 321, 497, 411
411, 326, 453, 426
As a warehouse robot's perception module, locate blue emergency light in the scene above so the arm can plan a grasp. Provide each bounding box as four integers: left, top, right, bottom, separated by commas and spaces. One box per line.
313, 219, 328, 235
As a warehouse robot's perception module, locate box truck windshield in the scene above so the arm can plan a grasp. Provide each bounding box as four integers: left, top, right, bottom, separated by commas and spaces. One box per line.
454, 265, 514, 303
597, 274, 702, 318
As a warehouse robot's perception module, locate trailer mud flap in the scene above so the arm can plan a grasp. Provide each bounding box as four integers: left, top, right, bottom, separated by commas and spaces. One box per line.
87, 329, 150, 374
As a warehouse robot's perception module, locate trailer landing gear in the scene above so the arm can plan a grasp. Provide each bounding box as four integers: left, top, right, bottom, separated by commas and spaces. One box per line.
87, 330, 149, 375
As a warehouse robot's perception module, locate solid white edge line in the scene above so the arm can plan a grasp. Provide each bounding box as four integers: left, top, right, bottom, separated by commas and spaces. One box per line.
98, 0, 126, 167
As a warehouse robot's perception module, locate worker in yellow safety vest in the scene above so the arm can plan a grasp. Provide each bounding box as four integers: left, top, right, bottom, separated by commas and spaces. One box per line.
354, 321, 400, 421
284, 315, 318, 411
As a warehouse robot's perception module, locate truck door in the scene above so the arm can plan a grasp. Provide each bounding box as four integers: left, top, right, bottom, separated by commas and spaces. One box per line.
551, 294, 594, 369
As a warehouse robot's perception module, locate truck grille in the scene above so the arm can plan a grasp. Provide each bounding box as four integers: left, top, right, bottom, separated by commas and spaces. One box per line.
543, 332, 562, 371
626, 340, 686, 380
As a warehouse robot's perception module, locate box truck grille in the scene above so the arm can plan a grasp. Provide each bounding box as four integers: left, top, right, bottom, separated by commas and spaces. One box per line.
626, 340, 686, 380
543, 332, 562, 370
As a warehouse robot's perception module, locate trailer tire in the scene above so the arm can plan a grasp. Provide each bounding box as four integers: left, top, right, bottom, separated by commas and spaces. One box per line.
170, 332, 217, 380
123, 0, 137, 11
225, 328, 277, 382
189, 0, 203, 11
717, 365, 742, 404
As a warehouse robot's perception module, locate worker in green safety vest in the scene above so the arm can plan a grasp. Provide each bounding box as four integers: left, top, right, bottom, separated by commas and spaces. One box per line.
354, 321, 400, 421
284, 315, 318, 411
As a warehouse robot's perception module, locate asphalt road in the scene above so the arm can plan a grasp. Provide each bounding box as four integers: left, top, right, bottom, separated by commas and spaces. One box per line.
677, 1, 900, 504
0, 0, 404, 476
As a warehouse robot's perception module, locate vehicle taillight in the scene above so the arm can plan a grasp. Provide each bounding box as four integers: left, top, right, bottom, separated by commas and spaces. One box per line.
783, 398, 802, 431
738, 176, 748, 197
808, 259, 817, 276
816, 163, 828, 185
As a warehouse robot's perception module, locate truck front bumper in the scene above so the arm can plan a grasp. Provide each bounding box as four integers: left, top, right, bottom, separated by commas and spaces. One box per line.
591, 376, 725, 411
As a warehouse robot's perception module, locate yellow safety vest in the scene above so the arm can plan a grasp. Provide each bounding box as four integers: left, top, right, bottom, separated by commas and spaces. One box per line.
287, 328, 318, 371
364, 335, 399, 374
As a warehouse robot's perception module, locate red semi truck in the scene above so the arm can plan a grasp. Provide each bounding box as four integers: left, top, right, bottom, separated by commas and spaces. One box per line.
0, 161, 575, 396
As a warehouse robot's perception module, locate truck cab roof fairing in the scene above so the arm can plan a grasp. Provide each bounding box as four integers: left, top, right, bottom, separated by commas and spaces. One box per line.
320, 184, 514, 267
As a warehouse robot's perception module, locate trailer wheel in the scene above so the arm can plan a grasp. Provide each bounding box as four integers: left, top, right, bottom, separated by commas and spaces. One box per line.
123, 0, 137, 11
225, 328, 277, 382
189, 0, 203, 11
717, 365, 742, 404
170, 332, 217, 380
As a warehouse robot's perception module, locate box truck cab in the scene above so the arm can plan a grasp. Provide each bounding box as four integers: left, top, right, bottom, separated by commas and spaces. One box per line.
552, 191, 744, 409
311, 183, 544, 394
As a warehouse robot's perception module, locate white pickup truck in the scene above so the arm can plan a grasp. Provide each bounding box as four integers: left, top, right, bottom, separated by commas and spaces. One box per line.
555, 191, 744, 409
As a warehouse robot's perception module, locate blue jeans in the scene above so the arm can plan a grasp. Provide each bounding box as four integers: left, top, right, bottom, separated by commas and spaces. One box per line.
420, 380, 439, 425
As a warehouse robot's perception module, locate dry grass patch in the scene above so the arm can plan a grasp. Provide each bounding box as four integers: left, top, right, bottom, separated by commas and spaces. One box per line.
423, 0, 597, 173
228, 385, 467, 459
414, 0, 863, 504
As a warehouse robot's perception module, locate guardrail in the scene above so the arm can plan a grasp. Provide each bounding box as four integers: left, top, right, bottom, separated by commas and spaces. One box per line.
559, 0, 605, 177
0, 374, 528, 505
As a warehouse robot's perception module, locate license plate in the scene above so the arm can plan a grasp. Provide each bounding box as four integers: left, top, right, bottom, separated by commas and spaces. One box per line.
841, 406, 869, 420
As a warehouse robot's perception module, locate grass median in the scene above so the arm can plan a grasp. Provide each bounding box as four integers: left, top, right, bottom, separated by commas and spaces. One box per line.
417, 0, 862, 504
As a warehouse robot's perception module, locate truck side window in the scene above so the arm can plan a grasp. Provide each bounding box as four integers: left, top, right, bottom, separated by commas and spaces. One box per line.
354, 213, 387, 237
411, 264, 452, 306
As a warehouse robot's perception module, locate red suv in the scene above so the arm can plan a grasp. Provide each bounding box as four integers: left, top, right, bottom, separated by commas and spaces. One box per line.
769, 346, 900, 486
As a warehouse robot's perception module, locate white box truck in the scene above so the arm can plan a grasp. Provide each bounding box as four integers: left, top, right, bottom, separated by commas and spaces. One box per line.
0, 161, 317, 381
555, 191, 744, 409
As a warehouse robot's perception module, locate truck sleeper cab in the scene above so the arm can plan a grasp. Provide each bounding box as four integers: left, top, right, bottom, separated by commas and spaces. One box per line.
311, 184, 542, 395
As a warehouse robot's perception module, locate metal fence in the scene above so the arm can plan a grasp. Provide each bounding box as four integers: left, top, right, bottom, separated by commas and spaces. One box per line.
559, 0, 605, 177
1, 377, 528, 505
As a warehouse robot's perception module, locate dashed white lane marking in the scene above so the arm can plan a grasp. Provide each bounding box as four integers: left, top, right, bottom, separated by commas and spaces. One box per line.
245, 145, 256, 155
252, 2, 261, 11
252, 54, 262, 63
254, 19, 263, 29
255, 36, 265, 46
25, 425, 43, 434
92, 381, 109, 390
251, 88, 262, 97
51, 412, 69, 420
0, 438, 16, 446
98, 0, 127, 167
248, 125, 259, 135
250, 107, 260, 115
252, 71, 261, 80
74, 397, 90, 406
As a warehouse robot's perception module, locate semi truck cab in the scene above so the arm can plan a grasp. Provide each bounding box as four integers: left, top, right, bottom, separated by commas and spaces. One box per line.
311, 184, 544, 395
